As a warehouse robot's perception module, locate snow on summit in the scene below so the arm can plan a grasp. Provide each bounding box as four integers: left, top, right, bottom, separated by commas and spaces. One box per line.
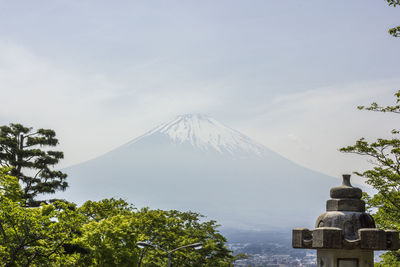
62, 113, 341, 228
128, 114, 266, 156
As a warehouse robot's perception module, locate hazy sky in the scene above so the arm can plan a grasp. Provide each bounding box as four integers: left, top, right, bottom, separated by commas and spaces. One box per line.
0, 1, 399, 183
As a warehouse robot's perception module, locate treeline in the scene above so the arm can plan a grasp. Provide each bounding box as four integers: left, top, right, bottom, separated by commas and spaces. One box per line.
0, 124, 235, 266
0, 168, 233, 266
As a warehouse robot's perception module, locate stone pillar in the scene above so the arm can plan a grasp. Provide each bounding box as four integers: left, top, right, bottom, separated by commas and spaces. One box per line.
292, 175, 399, 267
317, 249, 373, 267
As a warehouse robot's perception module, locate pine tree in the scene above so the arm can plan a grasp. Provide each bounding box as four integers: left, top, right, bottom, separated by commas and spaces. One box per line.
0, 123, 67, 207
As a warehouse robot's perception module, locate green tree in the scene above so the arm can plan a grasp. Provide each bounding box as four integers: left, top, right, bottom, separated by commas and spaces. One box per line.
134, 208, 233, 266
71, 198, 140, 266
387, 0, 400, 37
0, 167, 82, 266
0, 168, 233, 266
0, 123, 67, 207
71, 199, 233, 266
340, 91, 400, 264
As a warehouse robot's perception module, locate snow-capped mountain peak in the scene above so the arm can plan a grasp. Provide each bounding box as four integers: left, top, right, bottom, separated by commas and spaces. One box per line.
128, 114, 266, 156
62, 113, 341, 229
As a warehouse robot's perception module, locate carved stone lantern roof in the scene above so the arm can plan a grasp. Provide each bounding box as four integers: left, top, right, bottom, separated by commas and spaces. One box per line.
315, 174, 375, 241
293, 175, 399, 251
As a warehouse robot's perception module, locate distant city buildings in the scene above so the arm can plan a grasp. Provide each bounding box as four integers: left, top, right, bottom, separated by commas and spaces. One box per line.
233, 252, 316, 267
229, 242, 316, 267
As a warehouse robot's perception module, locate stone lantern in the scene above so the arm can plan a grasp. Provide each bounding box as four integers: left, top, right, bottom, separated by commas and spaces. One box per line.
292, 174, 399, 267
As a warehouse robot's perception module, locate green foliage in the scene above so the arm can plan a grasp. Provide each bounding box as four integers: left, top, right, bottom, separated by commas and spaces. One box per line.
0, 167, 24, 202
79, 198, 135, 222
0, 168, 233, 266
387, 0, 400, 7
74, 202, 233, 266
389, 26, 400, 37
386, 0, 400, 37
357, 91, 400, 113
0, 123, 233, 265
75, 214, 139, 266
70, 198, 140, 266
134, 209, 233, 266
0, 167, 83, 266
341, 91, 400, 265
0, 123, 67, 207
375, 251, 400, 266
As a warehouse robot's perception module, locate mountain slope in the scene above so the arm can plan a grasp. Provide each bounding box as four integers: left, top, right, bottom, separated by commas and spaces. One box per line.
58, 114, 340, 229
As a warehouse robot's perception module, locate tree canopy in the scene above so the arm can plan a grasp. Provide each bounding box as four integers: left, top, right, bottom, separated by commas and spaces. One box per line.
0, 167, 80, 266
0, 123, 68, 207
0, 167, 234, 266
340, 91, 400, 264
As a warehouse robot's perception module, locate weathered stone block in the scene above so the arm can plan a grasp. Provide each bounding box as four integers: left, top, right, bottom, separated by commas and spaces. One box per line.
326, 199, 365, 212
342, 238, 360, 249
385, 230, 400, 250
292, 228, 312, 248
312, 227, 342, 249
359, 228, 386, 250
330, 175, 362, 199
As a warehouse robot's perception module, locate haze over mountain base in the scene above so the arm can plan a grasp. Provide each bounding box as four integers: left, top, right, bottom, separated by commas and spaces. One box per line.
57, 114, 340, 230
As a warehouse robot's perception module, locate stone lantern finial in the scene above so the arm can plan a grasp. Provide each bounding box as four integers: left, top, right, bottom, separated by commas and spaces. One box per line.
293, 174, 399, 266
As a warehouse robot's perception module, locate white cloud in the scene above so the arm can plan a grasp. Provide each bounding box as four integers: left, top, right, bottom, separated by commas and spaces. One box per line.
1, 39, 399, 186
0, 40, 222, 167
242, 80, 400, 185
287, 133, 298, 141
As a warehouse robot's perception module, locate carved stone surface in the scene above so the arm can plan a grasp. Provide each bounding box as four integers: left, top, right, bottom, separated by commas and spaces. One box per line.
312, 227, 342, 249
326, 198, 365, 212
342, 238, 361, 249
317, 249, 373, 267
292, 228, 312, 248
315, 211, 375, 240
313, 175, 375, 241
291, 227, 400, 250
386, 230, 400, 250
359, 229, 386, 250
292, 174, 399, 253
330, 174, 362, 199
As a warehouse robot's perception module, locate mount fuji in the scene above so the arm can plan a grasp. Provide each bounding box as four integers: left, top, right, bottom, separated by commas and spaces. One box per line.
59, 114, 340, 229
